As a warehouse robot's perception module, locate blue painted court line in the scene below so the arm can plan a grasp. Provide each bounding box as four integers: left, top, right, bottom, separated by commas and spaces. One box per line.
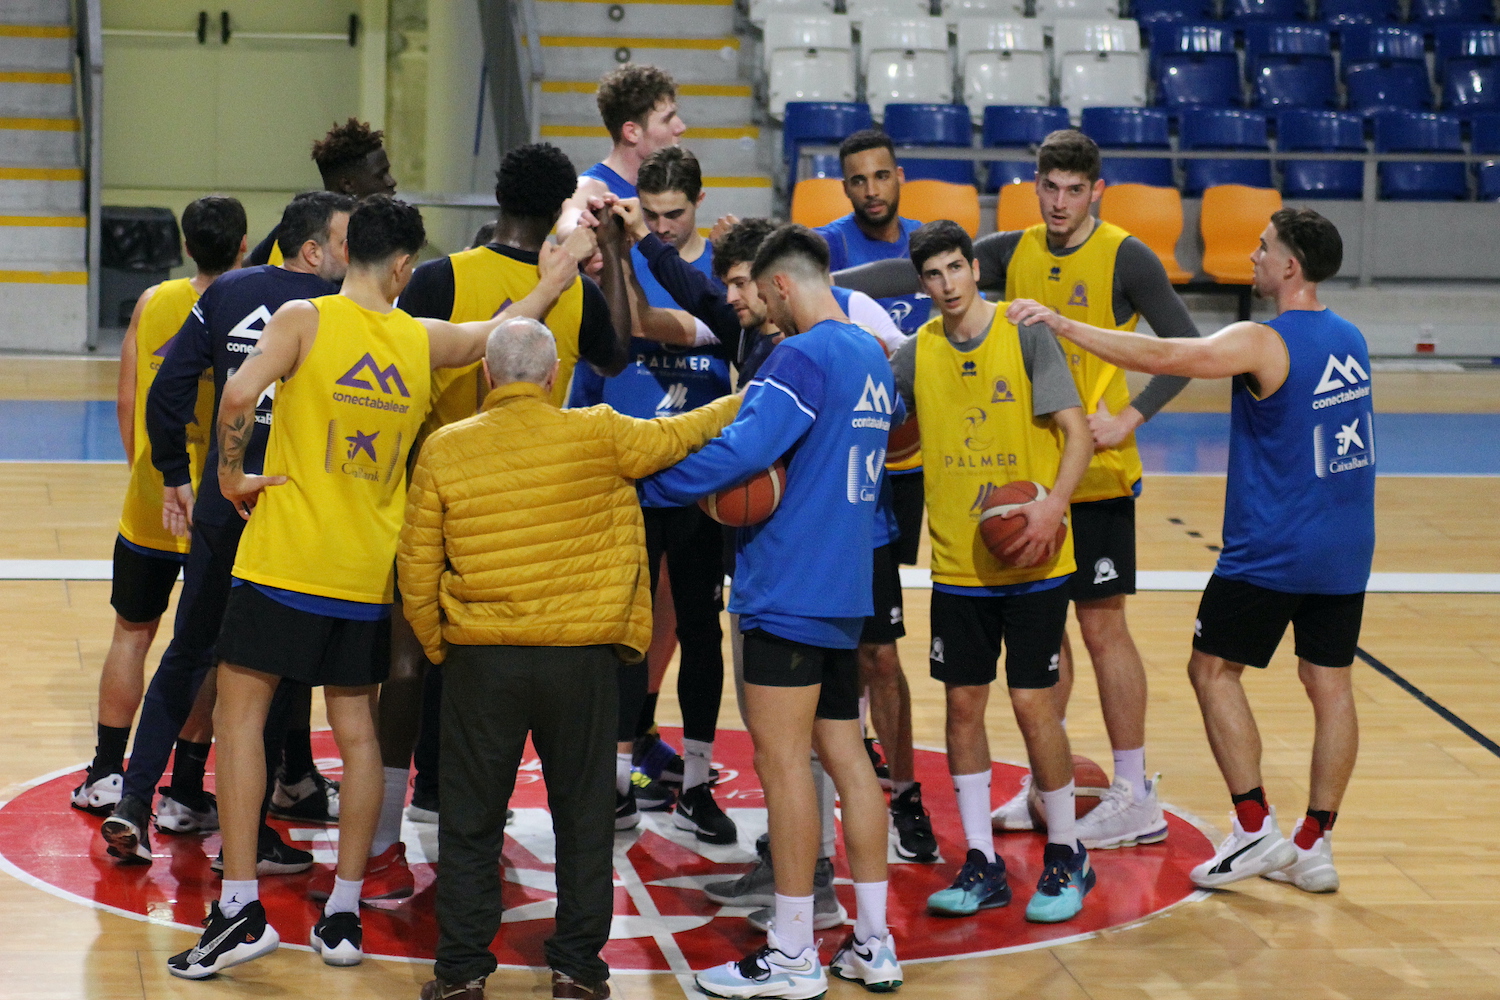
0, 401, 124, 462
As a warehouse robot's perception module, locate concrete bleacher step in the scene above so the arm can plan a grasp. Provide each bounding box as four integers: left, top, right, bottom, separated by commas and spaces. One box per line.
0, 211, 85, 261
0, 24, 73, 71
0, 269, 86, 351
540, 34, 743, 83
0, 0, 71, 25
698, 179, 775, 222
542, 122, 766, 176
0, 115, 77, 164
0, 165, 80, 211
540, 80, 755, 127
0, 71, 71, 116
534, 0, 737, 39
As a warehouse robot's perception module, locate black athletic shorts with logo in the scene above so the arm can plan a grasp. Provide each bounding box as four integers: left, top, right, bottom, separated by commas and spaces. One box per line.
1067, 496, 1136, 603
928, 583, 1070, 689
889, 469, 924, 566
217, 582, 392, 687
860, 543, 907, 644
110, 535, 184, 624
1193, 573, 1365, 669
741, 628, 860, 720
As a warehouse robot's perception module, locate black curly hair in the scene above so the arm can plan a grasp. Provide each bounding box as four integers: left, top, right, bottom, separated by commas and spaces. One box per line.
495, 143, 577, 222
312, 118, 386, 184
711, 217, 776, 280
347, 195, 425, 265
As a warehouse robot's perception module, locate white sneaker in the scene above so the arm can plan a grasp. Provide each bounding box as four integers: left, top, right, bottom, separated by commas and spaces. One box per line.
991, 774, 1035, 832
1190, 808, 1298, 888
1077, 776, 1169, 850
831, 931, 903, 991
71, 771, 122, 814
1262, 820, 1340, 893
694, 928, 828, 999
155, 788, 219, 834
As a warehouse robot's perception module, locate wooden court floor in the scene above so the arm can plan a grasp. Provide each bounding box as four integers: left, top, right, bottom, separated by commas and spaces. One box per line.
1, 360, 1498, 999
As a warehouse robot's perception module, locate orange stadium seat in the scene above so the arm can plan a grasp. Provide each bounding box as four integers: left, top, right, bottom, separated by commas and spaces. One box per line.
1200, 183, 1282, 285
995, 180, 1043, 231
790, 177, 850, 228
900, 179, 981, 236
1099, 183, 1194, 284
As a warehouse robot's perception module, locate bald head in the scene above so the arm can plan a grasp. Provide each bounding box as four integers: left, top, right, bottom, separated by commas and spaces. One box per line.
484, 317, 559, 391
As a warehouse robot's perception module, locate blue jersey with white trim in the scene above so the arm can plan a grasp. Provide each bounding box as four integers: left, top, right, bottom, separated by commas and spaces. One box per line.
1216, 308, 1375, 594
819, 213, 928, 334
831, 285, 899, 548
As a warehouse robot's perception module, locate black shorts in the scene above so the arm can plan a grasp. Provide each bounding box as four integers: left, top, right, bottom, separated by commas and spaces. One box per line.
741, 628, 860, 720
860, 543, 907, 644
889, 469, 924, 566
217, 583, 392, 687
1067, 496, 1136, 603
1193, 574, 1365, 669
110, 535, 184, 624
929, 583, 1070, 689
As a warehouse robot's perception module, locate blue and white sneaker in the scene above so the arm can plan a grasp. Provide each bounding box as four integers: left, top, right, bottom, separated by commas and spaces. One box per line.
830, 931, 903, 993
926, 848, 1011, 916
695, 928, 828, 999
1025, 841, 1096, 923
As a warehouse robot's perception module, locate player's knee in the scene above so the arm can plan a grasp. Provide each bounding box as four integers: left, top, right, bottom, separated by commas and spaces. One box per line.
944, 686, 987, 729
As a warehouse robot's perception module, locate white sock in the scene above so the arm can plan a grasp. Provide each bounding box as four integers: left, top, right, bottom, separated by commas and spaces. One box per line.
853, 880, 888, 942
773, 892, 816, 954
682, 738, 713, 791
325, 875, 363, 916
953, 771, 994, 862
812, 753, 836, 860
370, 766, 408, 857
616, 752, 633, 796
219, 879, 258, 918
1041, 780, 1077, 848
1113, 747, 1148, 801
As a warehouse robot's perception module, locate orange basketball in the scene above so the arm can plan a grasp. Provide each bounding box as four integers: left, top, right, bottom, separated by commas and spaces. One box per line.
887, 413, 920, 464
1028, 755, 1113, 827
977, 480, 1066, 566
699, 460, 786, 527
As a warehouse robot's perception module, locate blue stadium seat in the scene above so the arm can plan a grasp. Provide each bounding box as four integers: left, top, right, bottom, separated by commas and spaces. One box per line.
1372, 109, 1468, 199
1318, 0, 1402, 26
783, 101, 872, 178
1131, 0, 1216, 23
1254, 59, 1339, 107
1412, 0, 1494, 23
1345, 62, 1434, 113
1080, 106, 1175, 185
1244, 22, 1332, 74
981, 105, 1070, 190
1146, 21, 1235, 76
1158, 55, 1245, 108
1433, 25, 1500, 75
1226, 0, 1305, 21
1338, 25, 1427, 74
1470, 109, 1500, 198
1179, 108, 1273, 193
884, 103, 976, 185
1278, 109, 1365, 198
1443, 61, 1500, 113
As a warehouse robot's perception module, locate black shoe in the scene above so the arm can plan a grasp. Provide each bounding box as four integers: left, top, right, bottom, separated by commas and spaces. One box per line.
865, 738, 892, 791
101, 794, 154, 866
406, 784, 439, 824
268, 769, 339, 824
615, 790, 640, 832
631, 768, 675, 811
891, 783, 938, 862
309, 910, 363, 967
212, 825, 314, 876
672, 783, 738, 845
167, 900, 281, 979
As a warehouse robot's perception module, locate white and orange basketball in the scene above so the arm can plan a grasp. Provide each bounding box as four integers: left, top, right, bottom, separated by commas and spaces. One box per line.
978, 480, 1066, 566
887, 413, 920, 464
699, 460, 786, 527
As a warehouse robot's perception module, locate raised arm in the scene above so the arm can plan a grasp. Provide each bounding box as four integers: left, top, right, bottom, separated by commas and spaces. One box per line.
611, 393, 742, 479
615, 199, 742, 356
589, 210, 636, 375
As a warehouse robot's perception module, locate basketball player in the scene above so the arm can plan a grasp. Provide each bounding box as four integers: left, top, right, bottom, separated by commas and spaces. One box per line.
166, 196, 595, 979
1008, 208, 1373, 894
101, 192, 355, 870
71, 197, 245, 826
641, 225, 902, 997
248, 118, 397, 266
902, 221, 1098, 924
836, 130, 1203, 850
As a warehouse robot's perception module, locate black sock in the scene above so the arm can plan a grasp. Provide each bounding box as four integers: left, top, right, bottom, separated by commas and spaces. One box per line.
636, 693, 660, 739
91, 724, 130, 777
169, 739, 211, 797
281, 727, 315, 783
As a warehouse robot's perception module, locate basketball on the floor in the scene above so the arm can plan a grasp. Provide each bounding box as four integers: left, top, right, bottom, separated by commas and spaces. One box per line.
1027, 755, 1112, 828
887, 413, 920, 464
699, 460, 785, 527
978, 480, 1066, 566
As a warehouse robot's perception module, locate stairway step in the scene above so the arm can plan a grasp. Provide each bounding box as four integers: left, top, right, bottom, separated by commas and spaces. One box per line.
540, 35, 742, 83
540, 79, 753, 126
0, 165, 81, 211
0, 25, 73, 71
699, 178, 775, 224
0, 271, 87, 351
0, 71, 73, 116
0, 1, 72, 26
534, 0, 735, 39
0, 212, 85, 261
0, 115, 78, 164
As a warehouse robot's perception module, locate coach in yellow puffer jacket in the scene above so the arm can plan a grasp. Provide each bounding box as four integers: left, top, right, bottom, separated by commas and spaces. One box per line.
396, 317, 738, 998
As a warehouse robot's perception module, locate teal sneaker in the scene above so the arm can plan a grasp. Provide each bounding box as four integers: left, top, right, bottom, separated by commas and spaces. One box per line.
926, 848, 1011, 916
1025, 841, 1096, 923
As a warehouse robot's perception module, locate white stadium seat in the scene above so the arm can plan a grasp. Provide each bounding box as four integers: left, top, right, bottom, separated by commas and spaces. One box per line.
1034, 0, 1120, 27
762, 14, 856, 117
762, 12, 852, 69
957, 19, 1049, 119
1051, 18, 1140, 55
1058, 50, 1145, 117
942, 0, 1026, 25
844, 0, 935, 25
861, 17, 953, 119
749, 0, 834, 29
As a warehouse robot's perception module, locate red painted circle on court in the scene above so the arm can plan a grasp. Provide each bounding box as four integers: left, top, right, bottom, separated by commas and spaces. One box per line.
0, 728, 1213, 971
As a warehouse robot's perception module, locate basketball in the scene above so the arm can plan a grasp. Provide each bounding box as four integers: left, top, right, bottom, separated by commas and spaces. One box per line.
887, 413, 920, 464
699, 460, 786, 526
1027, 755, 1113, 828
977, 480, 1066, 566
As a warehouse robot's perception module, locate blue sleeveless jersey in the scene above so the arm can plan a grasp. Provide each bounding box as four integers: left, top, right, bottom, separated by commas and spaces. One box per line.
581, 161, 635, 199
819, 213, 929, 334
1215, 309, 1375, 595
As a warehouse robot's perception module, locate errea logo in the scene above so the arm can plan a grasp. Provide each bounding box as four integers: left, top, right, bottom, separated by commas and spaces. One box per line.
337, 353, 411, 397
1314, 354, 1369, 395
854, 374, 893, 414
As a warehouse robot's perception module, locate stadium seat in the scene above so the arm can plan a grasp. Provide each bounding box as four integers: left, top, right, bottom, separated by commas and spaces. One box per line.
885, 103, 977, 185
1034, 0, 1119, 27
1433, 25, 1500, 76
1053, 18, 1140, 55
790, 177, 851, 226
1098, 183, 1193, 282
1062, 51, 1148, 116
1338, 25, 1427, 74
996, 179, 1045, 228
1080, 106, 1175, 185
1253, 59, 1338, 107
750, 0, 835, 28
1412, 0, 1495, 24
1200, 184, 1283, 284
863, 18, 953, 119
764, 14, 856, 117
845, 0, 934, 24
942, 0, 1025, 22
783, 101, 872, 178
1243, 22, 1332, 73
901, 178, 983, 235
959, 19, 1051, 117
1179, 108, 1273, 194
1278, 109, 1365, 198
1157, 53, 1245, 108
1344, 62, 1434, 114
1471, 109, 1500, 198
1373, 109, 1469, 199
1145, 21, 1234, 76
1318, 0, 1402, 26
1444, 61, 1500, 113
1131, 0, 1217, 24
763, 13, 851, 68
982, 105, 1071, 189
1225, 0, 1305, 21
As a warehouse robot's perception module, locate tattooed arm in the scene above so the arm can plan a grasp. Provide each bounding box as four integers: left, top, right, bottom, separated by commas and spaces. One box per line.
218, 299, 318, 519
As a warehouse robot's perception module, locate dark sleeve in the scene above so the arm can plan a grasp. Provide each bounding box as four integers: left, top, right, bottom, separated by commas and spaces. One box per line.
246, 227, 279, 267
891, 334, 917, 417
974, 231, 1023, 293
147, 295, 216, 488
1115, 236, 1200, 421
576, 276, 618, 369
1019, 322, 1083, 418
637, 233, 742, 359
830, 258, 919, 298
397, 256, 456, 320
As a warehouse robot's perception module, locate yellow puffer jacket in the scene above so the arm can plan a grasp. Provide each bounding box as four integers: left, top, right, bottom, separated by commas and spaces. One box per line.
398, 381, 740, 664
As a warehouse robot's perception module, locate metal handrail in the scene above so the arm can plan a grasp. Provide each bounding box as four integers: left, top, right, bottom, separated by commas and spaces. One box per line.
78, 0, 103, 351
